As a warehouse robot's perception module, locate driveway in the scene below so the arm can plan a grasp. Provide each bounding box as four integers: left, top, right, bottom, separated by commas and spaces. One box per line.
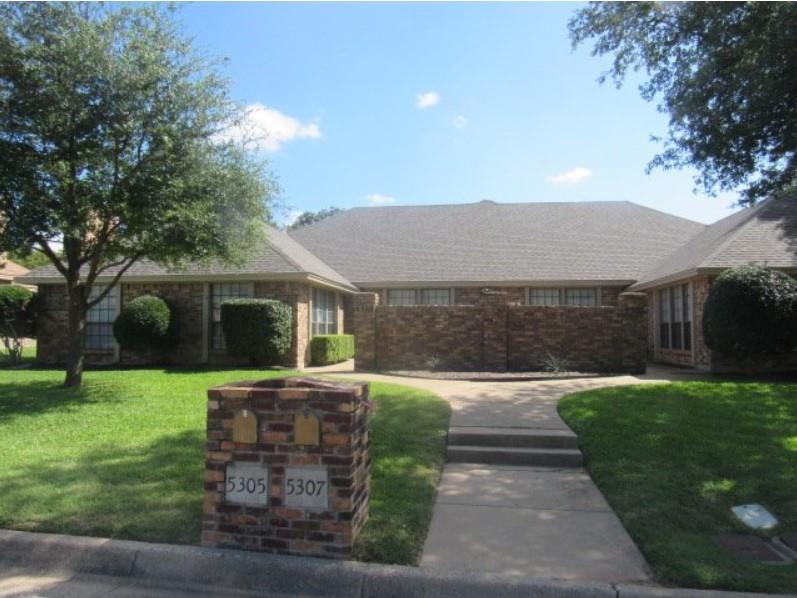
326, 366, 688, 583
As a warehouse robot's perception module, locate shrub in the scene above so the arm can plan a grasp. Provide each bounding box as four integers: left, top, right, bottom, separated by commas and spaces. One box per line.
703, 265, 797, 357
311, 334, 355, 366
221, 299, 292, 365
0, 285, 36, 364
113, 295, 176, 352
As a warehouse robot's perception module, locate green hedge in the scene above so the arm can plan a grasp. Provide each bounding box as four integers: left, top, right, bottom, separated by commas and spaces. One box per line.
311, 334, 355, 366
703, 265, 797, 357
221, 299, 292, 365
113, 295, 176, 352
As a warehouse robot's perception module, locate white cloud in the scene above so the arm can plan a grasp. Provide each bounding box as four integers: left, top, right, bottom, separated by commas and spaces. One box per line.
366, 193, 396, 205
549, 167, 593, 185
415, 91, 440, 109
452, 115, 468, 128
218, 103, 321, 152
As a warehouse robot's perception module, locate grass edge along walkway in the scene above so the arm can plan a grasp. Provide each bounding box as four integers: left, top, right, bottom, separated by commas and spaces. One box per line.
0, 367, 450, 566
559, 380, 797, 595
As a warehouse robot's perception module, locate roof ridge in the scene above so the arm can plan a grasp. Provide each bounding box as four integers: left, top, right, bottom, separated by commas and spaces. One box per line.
267, 224, 355, 288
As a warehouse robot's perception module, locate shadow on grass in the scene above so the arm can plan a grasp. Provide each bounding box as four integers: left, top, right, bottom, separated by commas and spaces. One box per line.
0, 380, 107, 421
558, 381, 797, 593
0, 429, 205, 545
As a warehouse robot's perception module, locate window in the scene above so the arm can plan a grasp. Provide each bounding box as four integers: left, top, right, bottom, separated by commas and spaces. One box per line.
683, 285, 692, 350
312, 288, 337, 335
211, 282, 252, 350
419, 288, 450, 305
387, 289, 416, 306
86, 285, 119, 351
671, 285, 683, 349
659, 288, 671, 349
529, 288, 560, 306
565, 288, 597, 307
659, 283, 691, 351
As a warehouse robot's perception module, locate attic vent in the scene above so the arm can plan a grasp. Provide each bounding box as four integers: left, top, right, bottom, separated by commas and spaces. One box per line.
478, 199, 496, 205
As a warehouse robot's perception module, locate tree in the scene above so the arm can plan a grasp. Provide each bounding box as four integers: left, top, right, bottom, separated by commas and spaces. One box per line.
0, 3, 272, 387
569, 2, 797, 204
6, 250, 52, 271
0, 286, 36, 365
288, 207, 342, 230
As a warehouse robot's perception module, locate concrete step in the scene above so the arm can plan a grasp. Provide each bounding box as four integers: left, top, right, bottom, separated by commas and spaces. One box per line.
447, 445, 583, 467
447, 426, 579, 449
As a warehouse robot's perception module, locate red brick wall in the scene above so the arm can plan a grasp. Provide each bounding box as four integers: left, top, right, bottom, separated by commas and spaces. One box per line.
507, 296, 647, 372
202, 378, 370, 558
35, 280, 313, 368
353, 291, 647, 373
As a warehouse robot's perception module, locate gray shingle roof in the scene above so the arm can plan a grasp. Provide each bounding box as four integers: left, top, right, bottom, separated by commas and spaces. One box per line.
632, 197, 797, 289
290, 200, 705, 284
20, 225, 355, 289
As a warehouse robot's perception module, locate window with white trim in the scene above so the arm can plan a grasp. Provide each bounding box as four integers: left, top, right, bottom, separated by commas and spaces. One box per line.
565, 288, 597, 307
312, 288, 337, 335
659, 283, 691, 351
387, 289, 416, 306
86, 285, 119, 351
419, 288, 450, 305
529, 288, 560, 306
211, 282, 252, 350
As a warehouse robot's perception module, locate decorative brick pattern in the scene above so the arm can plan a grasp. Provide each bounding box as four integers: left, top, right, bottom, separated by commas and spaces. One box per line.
201, 377, 370, 558
353, 291, 647, 373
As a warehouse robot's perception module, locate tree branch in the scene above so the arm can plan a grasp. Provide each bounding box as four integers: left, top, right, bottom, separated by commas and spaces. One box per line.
86, 252, 143, 308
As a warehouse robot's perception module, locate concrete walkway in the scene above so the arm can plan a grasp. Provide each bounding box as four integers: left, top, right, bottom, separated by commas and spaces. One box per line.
327, 366, 688, 583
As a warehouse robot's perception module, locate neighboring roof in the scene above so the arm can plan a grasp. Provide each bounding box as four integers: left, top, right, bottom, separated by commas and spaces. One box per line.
0, 256, 29, 281
632, 197, 797, 290
290, 200, 705, 285
19, 225, 356, 291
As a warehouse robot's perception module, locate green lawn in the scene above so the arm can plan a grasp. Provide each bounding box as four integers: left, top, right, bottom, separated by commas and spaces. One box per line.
0, 343, 36, 365
559, 381, 797, 594
0, 367, 449, 565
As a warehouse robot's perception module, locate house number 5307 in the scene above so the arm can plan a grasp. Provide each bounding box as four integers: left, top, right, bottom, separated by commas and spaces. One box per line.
286, 478, 326, 497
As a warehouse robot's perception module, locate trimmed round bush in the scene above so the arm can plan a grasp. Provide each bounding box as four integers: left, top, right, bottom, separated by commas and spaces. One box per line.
703, 265, 797, 357
311, 334, 355, 366
221, 299, 292, 365
113, 295, 175, 352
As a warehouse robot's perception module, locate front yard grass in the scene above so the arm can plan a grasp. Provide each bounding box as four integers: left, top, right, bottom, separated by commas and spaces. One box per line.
0, 367, 449, 566
559, 381, 797, 595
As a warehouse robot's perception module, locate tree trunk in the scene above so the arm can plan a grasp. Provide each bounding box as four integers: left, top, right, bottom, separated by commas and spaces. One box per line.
64, 282, 86, 388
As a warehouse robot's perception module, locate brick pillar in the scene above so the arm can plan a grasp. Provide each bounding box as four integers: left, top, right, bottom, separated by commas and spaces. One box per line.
480, 291, 508, 371
618, 292, 647, 374
352, 292, 379, 370
202, 377, 371, 559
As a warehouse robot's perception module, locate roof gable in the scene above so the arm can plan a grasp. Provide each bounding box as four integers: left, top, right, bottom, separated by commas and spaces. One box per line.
20, 225, 355, 290
633, 197, 797, 288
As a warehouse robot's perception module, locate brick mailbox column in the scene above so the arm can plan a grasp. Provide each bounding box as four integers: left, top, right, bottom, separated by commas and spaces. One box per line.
202, 377, 371, 559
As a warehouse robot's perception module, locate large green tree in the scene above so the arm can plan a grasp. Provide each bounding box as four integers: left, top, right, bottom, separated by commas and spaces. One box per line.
570, 2, 797, 204
287, 207, 342, 230
0, 3, 272, 387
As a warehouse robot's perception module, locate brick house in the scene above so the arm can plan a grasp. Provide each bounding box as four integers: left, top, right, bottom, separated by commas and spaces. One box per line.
21, 198, 797, 371
0, 255, 29, 286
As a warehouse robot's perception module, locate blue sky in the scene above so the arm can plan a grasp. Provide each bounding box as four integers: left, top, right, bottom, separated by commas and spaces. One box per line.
181, 2, 740, 226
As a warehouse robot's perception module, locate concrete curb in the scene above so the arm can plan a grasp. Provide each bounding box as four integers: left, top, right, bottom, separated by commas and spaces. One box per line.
0, 530, 788, 598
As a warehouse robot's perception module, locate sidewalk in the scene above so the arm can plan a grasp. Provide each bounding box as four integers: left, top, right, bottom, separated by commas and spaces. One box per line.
328, 369, 683, 582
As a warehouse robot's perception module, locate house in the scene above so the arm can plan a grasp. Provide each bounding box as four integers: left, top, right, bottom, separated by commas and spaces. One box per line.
20, 198, 797, 372
0, 256, 30, 285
